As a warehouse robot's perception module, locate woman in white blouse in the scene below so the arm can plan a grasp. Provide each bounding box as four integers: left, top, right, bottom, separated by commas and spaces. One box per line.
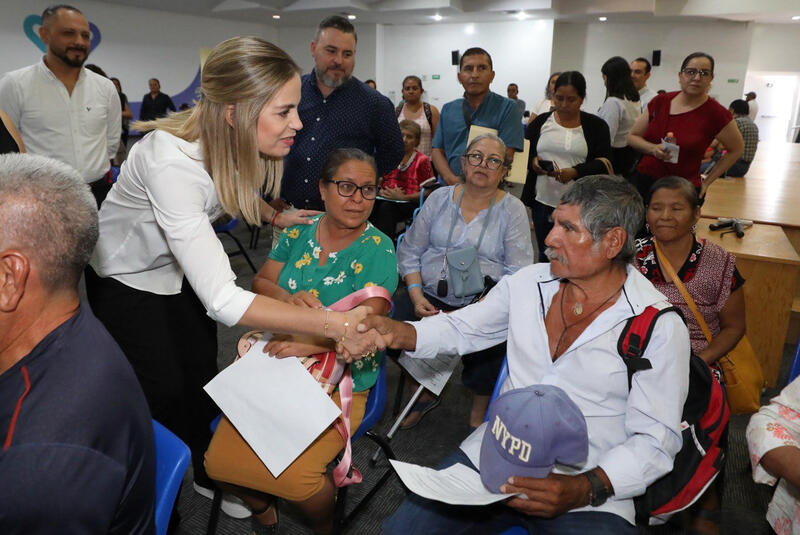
85, 37, 383, 501
596, 56, 641, 178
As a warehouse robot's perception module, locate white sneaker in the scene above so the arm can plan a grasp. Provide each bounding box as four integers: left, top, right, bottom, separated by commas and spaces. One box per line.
193, 482, 253, 519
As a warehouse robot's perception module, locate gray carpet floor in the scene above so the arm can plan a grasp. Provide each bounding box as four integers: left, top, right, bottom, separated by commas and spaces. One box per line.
174, 204, 786, 535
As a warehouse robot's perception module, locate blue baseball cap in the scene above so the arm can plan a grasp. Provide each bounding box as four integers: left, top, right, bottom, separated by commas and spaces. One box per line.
480, 384, 588, 493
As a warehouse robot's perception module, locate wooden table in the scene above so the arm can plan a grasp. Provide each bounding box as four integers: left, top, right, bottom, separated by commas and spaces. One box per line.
697, 218, 800, 386
703, 142, 800, 252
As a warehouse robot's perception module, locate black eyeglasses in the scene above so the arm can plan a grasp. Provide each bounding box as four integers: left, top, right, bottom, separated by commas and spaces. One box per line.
463, 153, 505, 170
326, 180, 378, 200
681, 68, 712, 79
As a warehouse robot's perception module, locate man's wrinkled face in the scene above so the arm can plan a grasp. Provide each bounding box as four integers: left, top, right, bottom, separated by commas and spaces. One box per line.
544, 204, 611, 279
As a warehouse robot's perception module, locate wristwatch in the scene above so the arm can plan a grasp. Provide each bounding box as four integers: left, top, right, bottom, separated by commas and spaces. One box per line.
584, 470, 612, 507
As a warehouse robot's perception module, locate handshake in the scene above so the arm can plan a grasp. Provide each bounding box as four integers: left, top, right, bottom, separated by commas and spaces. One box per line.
334, 307, 417, 363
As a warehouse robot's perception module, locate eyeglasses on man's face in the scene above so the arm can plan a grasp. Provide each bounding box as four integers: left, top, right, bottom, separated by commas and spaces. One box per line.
463, 152, 505, 170
681, 68, 712, 79
326, 179, 378, 200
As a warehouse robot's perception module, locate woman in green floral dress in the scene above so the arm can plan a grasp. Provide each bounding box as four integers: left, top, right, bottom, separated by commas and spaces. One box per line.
205, 148, 398, 534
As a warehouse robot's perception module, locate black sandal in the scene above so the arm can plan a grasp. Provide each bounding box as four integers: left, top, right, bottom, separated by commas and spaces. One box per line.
250, 501, 279, 535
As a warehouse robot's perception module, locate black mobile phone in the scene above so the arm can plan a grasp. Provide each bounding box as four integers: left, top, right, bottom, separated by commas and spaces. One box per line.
539, 159, 555, 172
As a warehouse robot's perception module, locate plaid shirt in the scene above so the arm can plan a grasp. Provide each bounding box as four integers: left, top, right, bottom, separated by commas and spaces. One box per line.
735, 115, 759, 163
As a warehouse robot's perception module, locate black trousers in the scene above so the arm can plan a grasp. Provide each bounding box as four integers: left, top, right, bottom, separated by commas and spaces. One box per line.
85, 267, 219, 485
89, 175, 112, 209
394, 288, 506, 395
369, 199, 416, 241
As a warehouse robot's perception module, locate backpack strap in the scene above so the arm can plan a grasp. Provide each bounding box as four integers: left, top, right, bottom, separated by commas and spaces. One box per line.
617, 305, 681, 390
423, 102, 433, 126
395, 102, 403, 118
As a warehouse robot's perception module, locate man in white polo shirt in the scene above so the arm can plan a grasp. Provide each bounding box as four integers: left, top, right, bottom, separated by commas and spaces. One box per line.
0, 5, 120, 208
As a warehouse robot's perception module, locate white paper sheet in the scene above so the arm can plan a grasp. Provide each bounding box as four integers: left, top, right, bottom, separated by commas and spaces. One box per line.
398, 350, 460, 396
662, 140, 680, 163
204, 335, 341, 477
389, 460, 523, 505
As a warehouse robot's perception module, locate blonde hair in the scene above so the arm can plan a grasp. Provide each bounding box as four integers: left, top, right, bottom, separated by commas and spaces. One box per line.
132, 36, 300, 225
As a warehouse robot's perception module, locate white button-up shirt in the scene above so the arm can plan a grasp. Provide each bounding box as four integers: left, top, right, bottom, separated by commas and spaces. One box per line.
407, 263, 690, 525
89, 130, 255, 327
0, 58, 120, 182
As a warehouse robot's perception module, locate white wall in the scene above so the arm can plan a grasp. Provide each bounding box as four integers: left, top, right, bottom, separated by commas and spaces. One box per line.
551, 20, 754, 113
381, 20, 555, 109
0, 0, 274, 101
747, 24, 800, 73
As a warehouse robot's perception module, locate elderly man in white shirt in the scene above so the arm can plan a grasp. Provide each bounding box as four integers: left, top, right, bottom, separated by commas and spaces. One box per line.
0, 5, 120, 208
362, 175, 690, 534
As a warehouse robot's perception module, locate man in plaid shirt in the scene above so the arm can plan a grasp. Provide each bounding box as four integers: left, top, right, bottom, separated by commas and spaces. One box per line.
702, 99, 758, 177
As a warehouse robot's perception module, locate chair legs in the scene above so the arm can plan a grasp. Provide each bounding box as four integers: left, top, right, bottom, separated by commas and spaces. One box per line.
334, 431, 398, 533
221, 230, 257, 273
205, 488, 223, 535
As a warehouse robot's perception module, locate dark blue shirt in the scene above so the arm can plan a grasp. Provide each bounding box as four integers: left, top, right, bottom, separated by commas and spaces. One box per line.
280, 72, 404, 210
432, 91, 523, 176
0, 305, 155, 534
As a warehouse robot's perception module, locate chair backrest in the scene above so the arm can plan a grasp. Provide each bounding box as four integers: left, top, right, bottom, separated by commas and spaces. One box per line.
153, 420, 191, 535
485, 356, 509, 422
790, 339, 800, 383
352, 355, 387, 440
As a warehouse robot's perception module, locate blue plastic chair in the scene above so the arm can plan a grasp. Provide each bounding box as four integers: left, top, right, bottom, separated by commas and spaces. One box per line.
789, 338, 800, 383
206, 356, 396, 534
153, 420, 191, 535
213, 217, 257, 273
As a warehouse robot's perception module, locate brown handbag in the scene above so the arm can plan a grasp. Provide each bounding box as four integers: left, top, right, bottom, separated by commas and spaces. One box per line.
653, 239, 763, 414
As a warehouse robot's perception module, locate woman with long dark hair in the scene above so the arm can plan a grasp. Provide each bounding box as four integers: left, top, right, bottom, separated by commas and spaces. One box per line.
597, 56, 641, 177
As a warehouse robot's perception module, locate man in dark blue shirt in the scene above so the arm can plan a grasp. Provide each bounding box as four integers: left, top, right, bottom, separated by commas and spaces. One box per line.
0, 154, 155, 534
276, 16, 403, 211
139, 78, 176, 121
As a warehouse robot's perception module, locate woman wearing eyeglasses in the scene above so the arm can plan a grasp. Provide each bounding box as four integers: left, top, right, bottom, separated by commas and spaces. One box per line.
205, 148, 396, 534
395, 133, 534, 430
627, 52, 744, 201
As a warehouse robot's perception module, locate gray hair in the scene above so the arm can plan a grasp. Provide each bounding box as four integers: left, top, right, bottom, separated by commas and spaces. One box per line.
462, 133, 512, 181
0, 154, 98, 291
559, 175, 644, 264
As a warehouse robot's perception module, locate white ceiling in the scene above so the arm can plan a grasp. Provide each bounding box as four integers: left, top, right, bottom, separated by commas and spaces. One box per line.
96, 0, 800, 26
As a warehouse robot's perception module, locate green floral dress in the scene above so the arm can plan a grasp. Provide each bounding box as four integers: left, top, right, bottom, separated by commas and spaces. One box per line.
269, 215, 398, 391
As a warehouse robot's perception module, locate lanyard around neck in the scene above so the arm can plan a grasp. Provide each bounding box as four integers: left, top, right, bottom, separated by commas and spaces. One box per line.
445, 186, 497, 254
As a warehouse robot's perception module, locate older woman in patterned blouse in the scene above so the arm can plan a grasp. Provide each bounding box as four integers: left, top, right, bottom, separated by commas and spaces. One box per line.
634, 175, 745, 535
205, 148, 398, 534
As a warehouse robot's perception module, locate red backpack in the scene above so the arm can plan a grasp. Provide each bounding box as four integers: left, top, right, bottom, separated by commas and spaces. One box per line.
617, 305, 729, 526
